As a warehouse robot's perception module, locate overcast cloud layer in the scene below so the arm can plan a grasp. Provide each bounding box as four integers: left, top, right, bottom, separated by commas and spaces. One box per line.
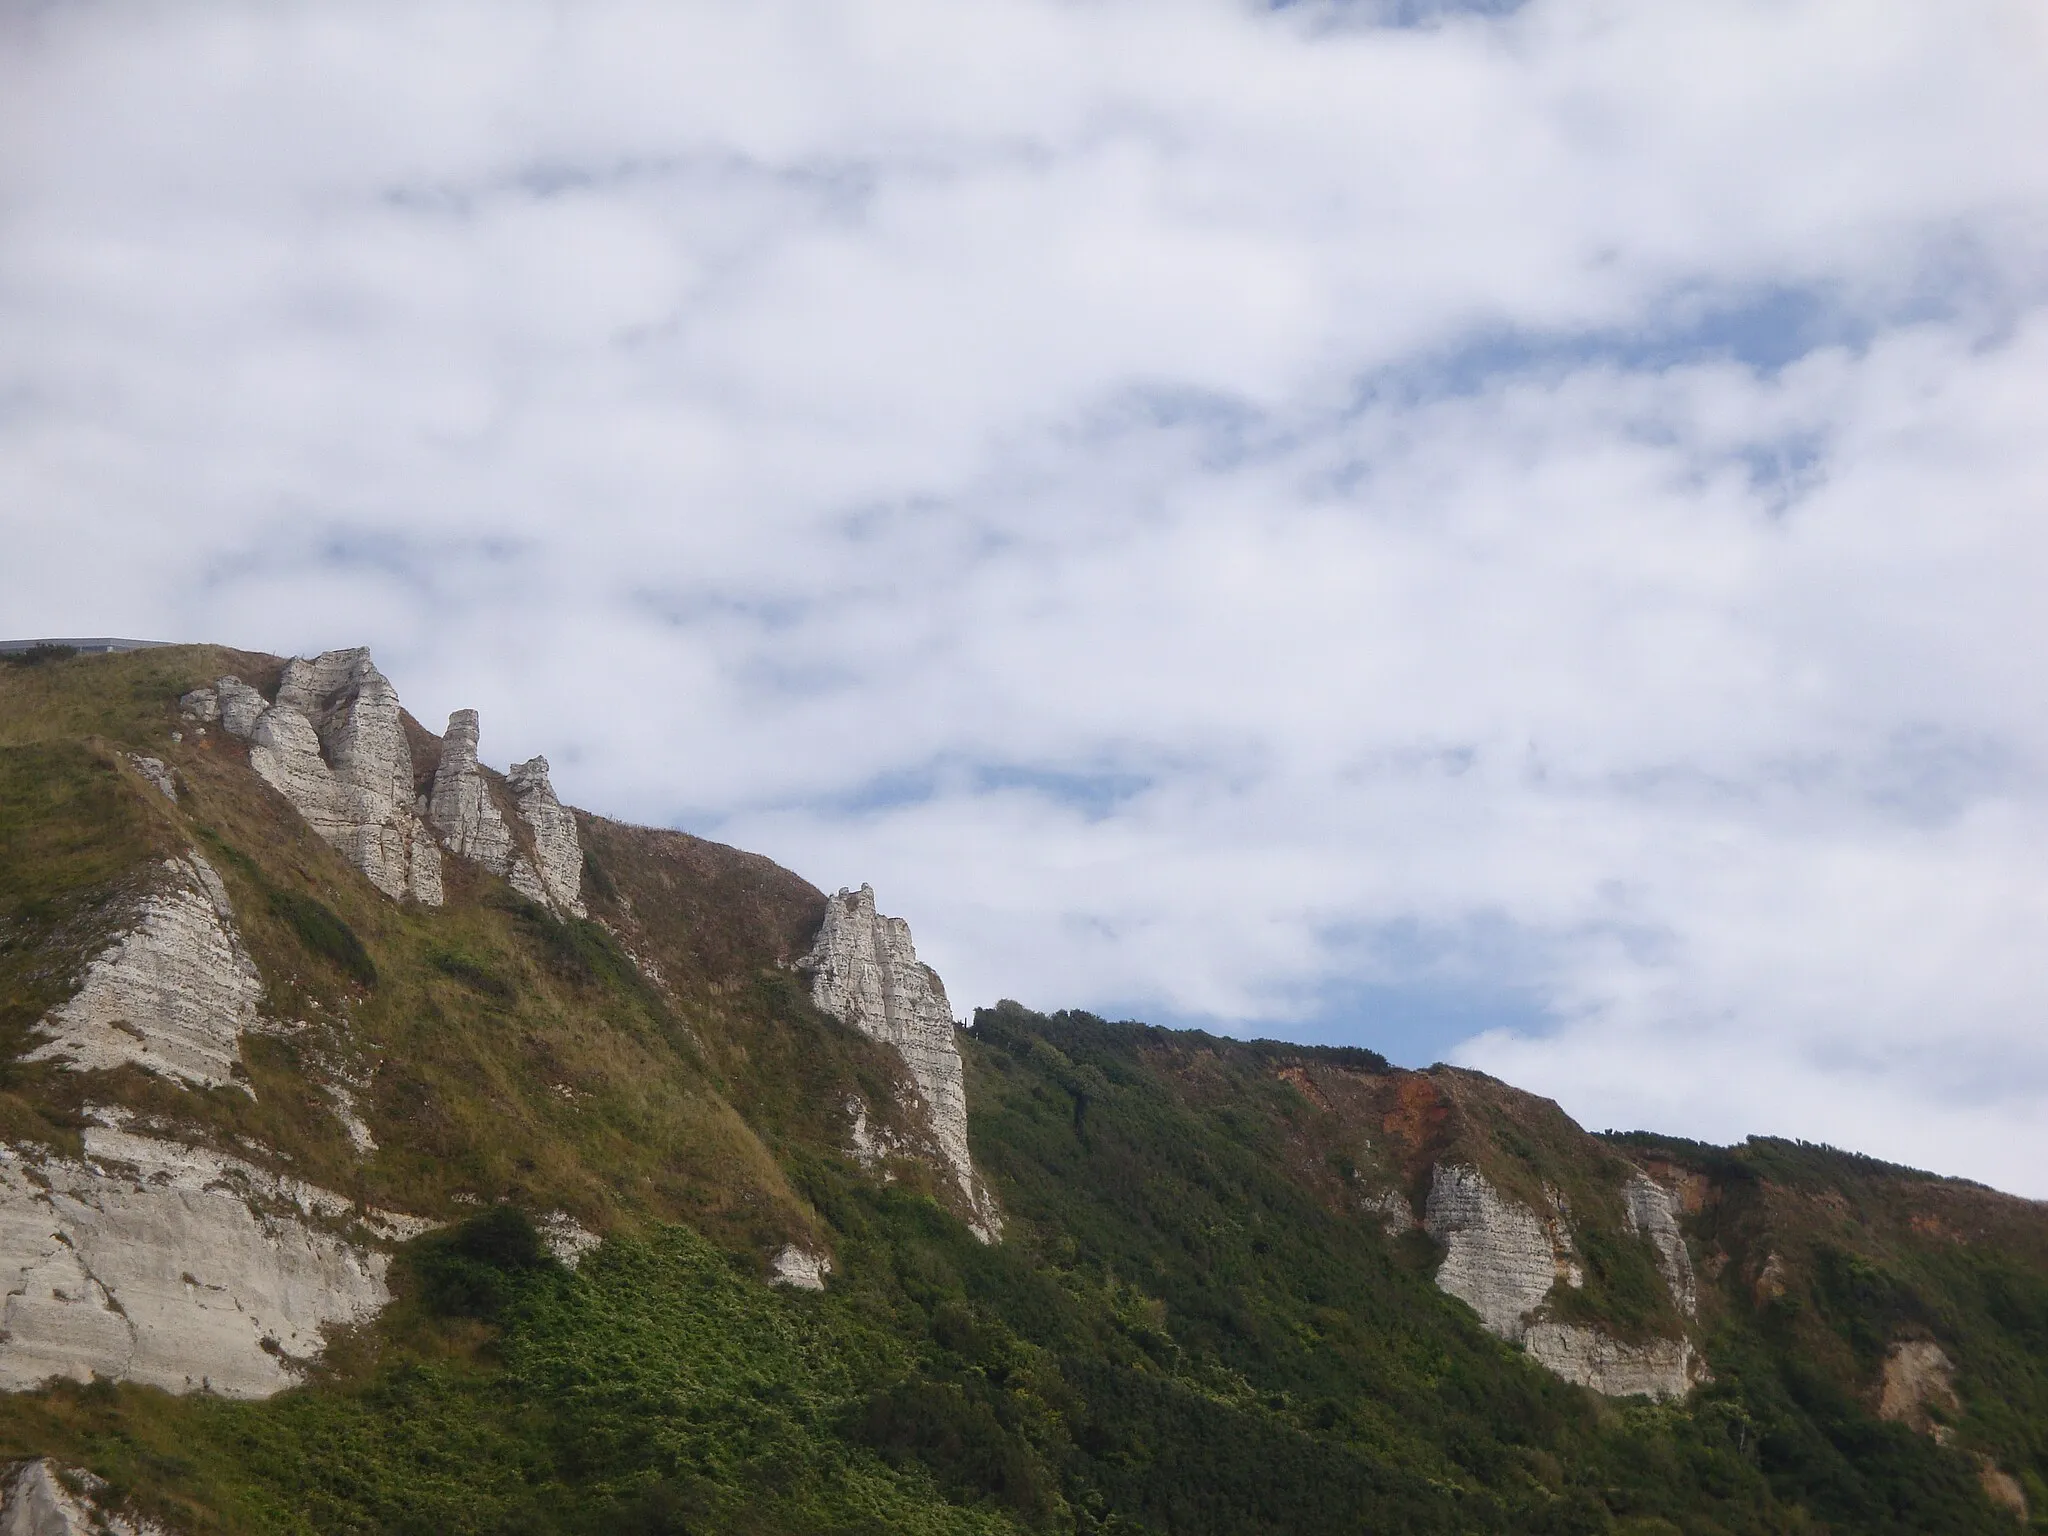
6, 0, 2047, 1192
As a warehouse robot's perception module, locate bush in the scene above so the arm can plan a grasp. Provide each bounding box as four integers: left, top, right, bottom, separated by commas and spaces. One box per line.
409, 1207, 562, 1320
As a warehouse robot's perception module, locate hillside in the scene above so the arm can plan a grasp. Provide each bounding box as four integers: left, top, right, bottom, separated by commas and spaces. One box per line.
0, 642, 2042, 1533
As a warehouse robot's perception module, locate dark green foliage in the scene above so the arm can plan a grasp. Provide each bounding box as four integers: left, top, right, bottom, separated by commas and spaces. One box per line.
267, 889, 378, 989
426, 944, 516, 1004
7, 644, 79, 666
408, 1207, 563, 1320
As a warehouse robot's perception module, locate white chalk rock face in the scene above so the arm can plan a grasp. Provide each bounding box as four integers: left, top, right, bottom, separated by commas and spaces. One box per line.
1424, 1164, 1560, 1340
803, 886, 1000, 1242
1424, 1162, 1701, 1400
505, 757, 585, 918
1624, 1172, 1698, 1319
0, 1459, 168, 1536
1522, 1324, 1698, 1401
27, 853, 260, 1092
426, 711, 557, 910
770, 1246, 832, 1290
0, 1129, 404, 1399
223, 651, 442, 905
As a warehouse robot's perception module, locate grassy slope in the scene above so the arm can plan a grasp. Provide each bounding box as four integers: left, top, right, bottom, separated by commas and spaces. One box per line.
0, 648, 2042, 1533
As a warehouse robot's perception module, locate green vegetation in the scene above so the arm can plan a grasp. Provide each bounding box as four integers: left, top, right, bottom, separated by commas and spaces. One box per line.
0, 647, 2041, 1532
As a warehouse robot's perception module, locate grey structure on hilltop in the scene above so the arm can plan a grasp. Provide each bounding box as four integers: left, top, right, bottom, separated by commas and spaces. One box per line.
801, 885, 1000, 1242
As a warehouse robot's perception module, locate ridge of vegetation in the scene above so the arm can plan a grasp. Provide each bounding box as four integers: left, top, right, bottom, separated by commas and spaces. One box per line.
0, 646, 2040, 1532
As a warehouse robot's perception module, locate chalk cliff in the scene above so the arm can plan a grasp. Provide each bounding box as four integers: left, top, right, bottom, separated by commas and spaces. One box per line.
505, 756, 586, 918
189, 650, 441, 904
801, 886, 999, 1241
26, 852, 261, 1093
0, 1127, 416, 1399
426, 709, 560, 912
1424, 1162, 1699, 1400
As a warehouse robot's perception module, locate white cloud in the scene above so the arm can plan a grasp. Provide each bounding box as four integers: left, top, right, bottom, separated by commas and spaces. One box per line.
5, 0, 2048, 1190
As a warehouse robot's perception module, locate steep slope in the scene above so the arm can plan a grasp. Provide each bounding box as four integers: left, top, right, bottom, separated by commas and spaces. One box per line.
0, 644, 2042, 1534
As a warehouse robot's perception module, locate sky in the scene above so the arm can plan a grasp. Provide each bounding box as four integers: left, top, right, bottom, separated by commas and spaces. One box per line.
5, 0, 2048, 1194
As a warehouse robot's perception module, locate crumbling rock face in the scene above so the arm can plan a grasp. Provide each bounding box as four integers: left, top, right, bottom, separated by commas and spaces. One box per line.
127, 755, 176, 803
1624, 1171, 1698, 1319
801, 886, 999, 1242
426, 710, 557, 911
0, 1129, 408, 1399
1879, 1339, 1961, 1431
770, 1246, 832, 1290
505, 757, 586, 918
1425, 1163, 1700, 1400
0, 1459, 169, 1536
1523, 1324, 1698, 1401
202, 650, 442, 905
1424, 1164, 1560, 1339
28, 853, 261, 1092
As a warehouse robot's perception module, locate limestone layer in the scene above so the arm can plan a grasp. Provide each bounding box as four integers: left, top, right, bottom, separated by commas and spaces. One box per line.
0, 1458, 169, 1536
0, 1129, 408, 1399
27, 853, 261, 1092
426, 710, 559, 911
505, 756, 586, 917
802, 886, 998, 1241
1624, 1172, 1698, 1319
1523, 1323, 1697, 1401
196, 650, 442, 904
1423, 1164, 1559, 1339
1423, 1162, 1699, 1400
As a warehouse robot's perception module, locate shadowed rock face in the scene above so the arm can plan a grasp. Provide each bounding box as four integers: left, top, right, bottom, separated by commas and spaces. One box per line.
802, 885, 1000, 1242
199, 650, 442, 905
26, 852, 261, 1092
1425, 1163, 1699, 1401
0, 1129, 413, 1400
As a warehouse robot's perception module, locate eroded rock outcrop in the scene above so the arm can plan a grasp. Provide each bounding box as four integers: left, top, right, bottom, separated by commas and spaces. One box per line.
1424, 1164, 1561, 1338
426, 710, 559, 911
505, 756, 585, 918
0, 1459, 168, 1536
1424, 1163, 1698, 1400
770, 1246, 832, 1290
1523, 1324, 1699, 1401
1624, 1172, 1698, 1319
199, 650, 442, 905
801, 886, 999, 1241
27, 853, 261, 1093
0, 1128, 413, 1399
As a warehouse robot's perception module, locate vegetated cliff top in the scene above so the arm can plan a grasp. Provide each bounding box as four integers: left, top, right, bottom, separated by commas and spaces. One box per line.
0, 642, 2042, 1535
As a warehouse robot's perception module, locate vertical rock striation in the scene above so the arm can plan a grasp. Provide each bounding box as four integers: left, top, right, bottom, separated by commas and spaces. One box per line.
1424, 1162, 1700, 1400
27, 853, 261, 1092
801, 886, 999, 1241
505, 757, 585, 918
1624, 1171, 1697, 1319
1424, 1164, 1559, 1339
426, 710, 557, 911
208, 651, 441, 904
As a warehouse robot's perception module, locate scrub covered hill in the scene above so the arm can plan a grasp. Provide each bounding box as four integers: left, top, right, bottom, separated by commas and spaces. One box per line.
0, 643, 2042, 1534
